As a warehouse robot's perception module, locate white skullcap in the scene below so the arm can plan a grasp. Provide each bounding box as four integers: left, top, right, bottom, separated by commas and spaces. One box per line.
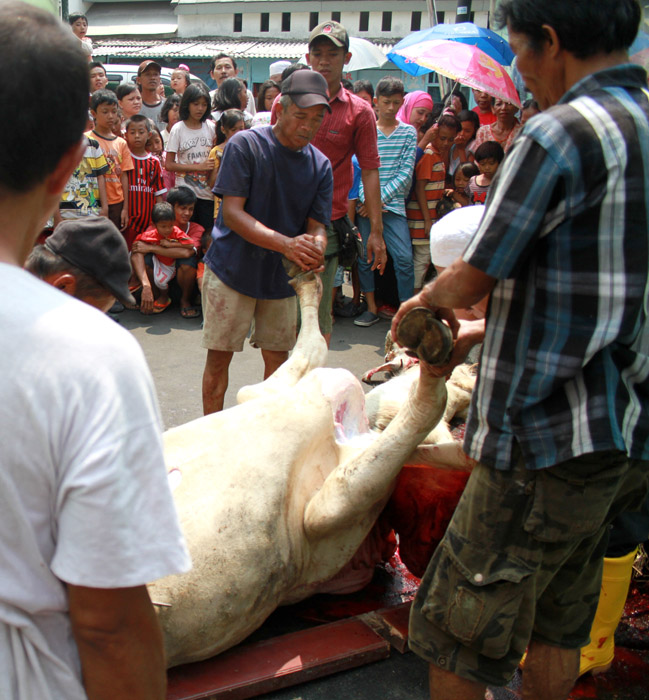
269, 60, 292, 77
430, 206, 485, 268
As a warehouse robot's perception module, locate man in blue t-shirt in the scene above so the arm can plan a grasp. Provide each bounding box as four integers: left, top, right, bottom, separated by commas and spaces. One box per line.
201, 70, 334, 414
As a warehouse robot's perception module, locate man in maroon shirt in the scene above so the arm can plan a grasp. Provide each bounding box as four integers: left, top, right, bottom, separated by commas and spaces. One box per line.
306, 20, 387, 343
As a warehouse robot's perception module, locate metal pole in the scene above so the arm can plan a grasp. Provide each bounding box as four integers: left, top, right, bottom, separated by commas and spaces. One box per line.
425, 0, 439, 27
455, 0, 472, 23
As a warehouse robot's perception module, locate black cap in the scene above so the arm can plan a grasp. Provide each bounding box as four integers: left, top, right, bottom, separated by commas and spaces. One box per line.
280, 70, 331, 111
45, 218, 136, 306
138, 59, 161, 76
308, 20, 349, 52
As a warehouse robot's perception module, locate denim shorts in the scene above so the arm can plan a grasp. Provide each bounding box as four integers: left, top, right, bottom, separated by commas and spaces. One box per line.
408, 446, 649, 686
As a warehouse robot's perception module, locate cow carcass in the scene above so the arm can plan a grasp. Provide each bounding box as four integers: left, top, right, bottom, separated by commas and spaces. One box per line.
149, 270, 460, 668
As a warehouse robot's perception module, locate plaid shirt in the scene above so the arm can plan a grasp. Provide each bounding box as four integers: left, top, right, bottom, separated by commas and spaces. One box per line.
463, 65, 649, 470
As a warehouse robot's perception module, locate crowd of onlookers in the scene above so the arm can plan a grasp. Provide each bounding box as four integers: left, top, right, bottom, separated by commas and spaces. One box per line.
54, 10, 539, 328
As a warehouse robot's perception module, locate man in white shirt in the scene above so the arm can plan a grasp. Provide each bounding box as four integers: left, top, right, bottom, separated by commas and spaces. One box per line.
0, 4, 191, 698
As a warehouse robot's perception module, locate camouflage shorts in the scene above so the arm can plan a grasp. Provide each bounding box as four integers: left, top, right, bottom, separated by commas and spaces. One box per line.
408, 447, 649, 687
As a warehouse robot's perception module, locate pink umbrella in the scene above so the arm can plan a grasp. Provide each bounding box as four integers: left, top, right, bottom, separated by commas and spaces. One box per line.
389, 39, 521, 108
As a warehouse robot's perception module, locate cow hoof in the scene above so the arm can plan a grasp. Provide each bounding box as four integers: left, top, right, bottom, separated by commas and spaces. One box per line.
395, 308, 453, 366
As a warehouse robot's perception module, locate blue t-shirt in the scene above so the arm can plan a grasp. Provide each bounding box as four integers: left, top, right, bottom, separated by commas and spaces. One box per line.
204, 126, 333, 299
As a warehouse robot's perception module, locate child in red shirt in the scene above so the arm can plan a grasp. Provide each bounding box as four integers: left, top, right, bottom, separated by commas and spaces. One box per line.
124, 115, 166, 248
131, 202, 195, 314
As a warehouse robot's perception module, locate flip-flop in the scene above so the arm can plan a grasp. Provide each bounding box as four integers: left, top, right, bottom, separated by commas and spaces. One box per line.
152, 299, 171, 314
180, 306, 200, 319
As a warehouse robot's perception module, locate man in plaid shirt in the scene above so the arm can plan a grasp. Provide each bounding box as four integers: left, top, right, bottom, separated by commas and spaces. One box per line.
392, 1, 649, 698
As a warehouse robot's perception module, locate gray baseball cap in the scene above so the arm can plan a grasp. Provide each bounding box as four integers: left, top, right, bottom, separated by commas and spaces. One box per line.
45, 218, 136, 306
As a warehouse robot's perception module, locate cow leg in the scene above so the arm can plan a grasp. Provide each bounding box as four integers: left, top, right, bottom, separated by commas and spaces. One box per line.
237, 269, 328, 403
304, 362, 448, 539
407, 443, 478, 471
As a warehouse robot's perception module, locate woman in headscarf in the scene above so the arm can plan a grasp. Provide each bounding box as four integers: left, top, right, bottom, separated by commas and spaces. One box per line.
396, 90, 434, 149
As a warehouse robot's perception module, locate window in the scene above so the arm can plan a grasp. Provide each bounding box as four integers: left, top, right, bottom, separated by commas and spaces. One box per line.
381, 11, 392, 32
309, 12, 319, 30
331, 11, 341, 22
281, 12, 291, 31
359, 11, 369, 32
260, 12, 269, 32
410, 11, 421, 31
233, 13, 242, 32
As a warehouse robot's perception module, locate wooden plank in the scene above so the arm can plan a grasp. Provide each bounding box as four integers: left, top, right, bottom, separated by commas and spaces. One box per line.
361, 602, 411, 653
166, 617, 390, 700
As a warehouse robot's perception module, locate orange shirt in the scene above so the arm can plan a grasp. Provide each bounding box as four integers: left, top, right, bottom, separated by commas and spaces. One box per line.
406, 148, 446, 241
86, 130, 134, 204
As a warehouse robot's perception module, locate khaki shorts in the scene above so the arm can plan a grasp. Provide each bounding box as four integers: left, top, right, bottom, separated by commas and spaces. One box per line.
408, 446, 649, 687
201, 267, 297, 352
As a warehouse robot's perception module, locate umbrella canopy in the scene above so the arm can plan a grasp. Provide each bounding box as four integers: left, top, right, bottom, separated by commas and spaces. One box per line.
392, 22, 515, 67
388, 40, 522, 108
345, 37, 388, 72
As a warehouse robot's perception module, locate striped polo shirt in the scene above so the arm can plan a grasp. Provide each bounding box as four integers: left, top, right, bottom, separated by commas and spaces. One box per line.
359, 121, 417, 218
406, 146, 446, 242
462, 64, 649, 470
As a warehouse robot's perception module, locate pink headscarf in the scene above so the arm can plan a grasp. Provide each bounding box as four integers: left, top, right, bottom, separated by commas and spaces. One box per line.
396, 91, 434, 126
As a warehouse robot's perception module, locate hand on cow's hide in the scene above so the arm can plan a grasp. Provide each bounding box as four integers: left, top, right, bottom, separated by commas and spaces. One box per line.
284, 234, 325, 272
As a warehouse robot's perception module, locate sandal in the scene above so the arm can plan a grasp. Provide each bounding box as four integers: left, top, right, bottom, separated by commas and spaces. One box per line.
152, 299, 171, 314
180, 306, 200, 319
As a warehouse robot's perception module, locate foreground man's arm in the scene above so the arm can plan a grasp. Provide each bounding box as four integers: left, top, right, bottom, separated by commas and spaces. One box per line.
69, 584, 166, 700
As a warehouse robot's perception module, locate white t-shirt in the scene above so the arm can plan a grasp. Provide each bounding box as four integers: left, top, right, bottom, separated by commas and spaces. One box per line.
166, 120, 217, 201
0, 265, 191, 699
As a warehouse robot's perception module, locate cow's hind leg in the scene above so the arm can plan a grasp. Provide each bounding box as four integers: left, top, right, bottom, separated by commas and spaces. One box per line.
237, 267, 327, 403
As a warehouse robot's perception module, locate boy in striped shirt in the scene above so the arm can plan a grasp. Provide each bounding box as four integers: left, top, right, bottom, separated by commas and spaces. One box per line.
123, 115, 166, 248
406, 113, 460, 291
354, 77, 417, 327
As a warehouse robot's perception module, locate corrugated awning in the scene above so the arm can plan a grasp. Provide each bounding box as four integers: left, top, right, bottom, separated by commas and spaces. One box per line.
92, 37, 396, 60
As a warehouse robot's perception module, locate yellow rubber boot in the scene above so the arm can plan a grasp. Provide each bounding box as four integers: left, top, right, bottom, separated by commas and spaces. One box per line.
579, 548, 637, 676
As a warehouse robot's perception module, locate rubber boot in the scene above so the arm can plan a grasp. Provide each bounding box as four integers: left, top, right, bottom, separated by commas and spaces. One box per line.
579, 548, 637, 676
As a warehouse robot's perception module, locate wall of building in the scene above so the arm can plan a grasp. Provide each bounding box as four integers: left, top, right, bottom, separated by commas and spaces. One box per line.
176, 1, 491, 40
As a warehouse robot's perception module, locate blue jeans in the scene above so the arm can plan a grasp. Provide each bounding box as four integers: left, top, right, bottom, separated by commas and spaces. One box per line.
357, 211, 414, 302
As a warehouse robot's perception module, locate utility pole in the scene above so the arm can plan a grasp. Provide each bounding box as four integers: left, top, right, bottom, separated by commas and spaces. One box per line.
455, 0, 472, 23
425, 0, 439, 27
